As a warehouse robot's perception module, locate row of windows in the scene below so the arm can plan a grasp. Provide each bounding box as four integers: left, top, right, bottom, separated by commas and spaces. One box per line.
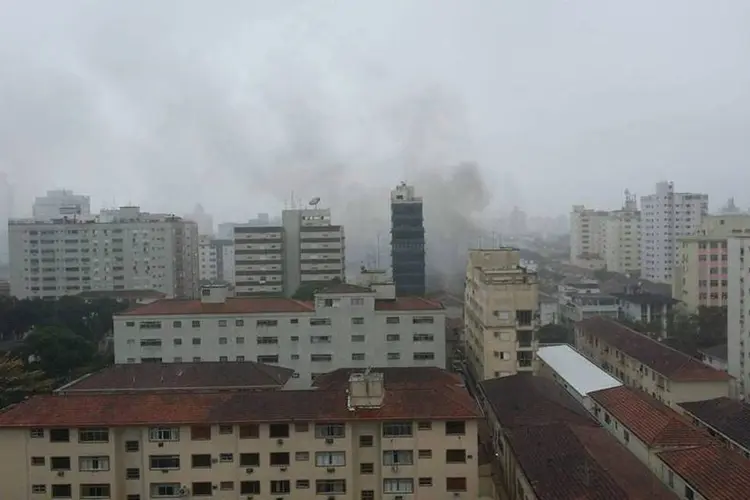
126, 315, 435, 330
32, 421, 467, 443
31, 477, 468, 499
128, 350, 438, 364
132, 332, 436, 347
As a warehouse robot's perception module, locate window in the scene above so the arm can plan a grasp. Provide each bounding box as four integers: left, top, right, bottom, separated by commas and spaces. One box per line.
316, 451, 346, 467
269, 423, 290, 438
623, 430, 630, 443
419, 477, 433, 487
384, 478, 414, 494
311, 354, 333, 362
296, 479, 310, 489
51, 485, 72, 498
315, 423, 346, 439
192, 482, 212, 496
257, 319, 278, 327
257, 336, 278, 344
126, 495, 140, 500
351, 297, 365, 306
219, 424, 233, 435
361, 491, 375, 500
31, 455, 45, 466
219, 356, 228, 362
125, 440, 139, 452
172, 320, 182, 328
352, 317, 365, 325
240, 481, 261, 494
685, 485, 695, 500
445, 421, 466, 435
667, 469, 674, 488
218, 320, 227, 327
295, 451, 310, 461
310, 318, 332, 326
352, 353, 365, 360
219, 337, 227, 344
418, 449, 432, 459
413, 316, 434, 324
386, 316, 400, 324
150, 483, 181, 497
32, 485, 46, 494
149, 427, 179, 442
413, 352, 435, 360
417, 421, 432, 430
359, 435, 374, 447
140, 339, 161, 347
413, 333, 434, 342
236, 355, 245, 361
50, 428, 70, 442
191, 425, 211, 440
173, 338, 182, 346
235, 319, 245, 327
386, 334, 400, 342
311, 335, 332, 343
383, 450, 414, 465
219, 481, 233, 491
79, 456, 110, 471
446, 477, 467, 492
315, 479, 346, 494
388, 352, 401, 360
236, 336, 245, 344
383, 422, 413, 437
295, 422, 309, 432
270, 452, 290, 466
149, 455, 180, 470
360, 462, 374, 474
126, 468, 140, 479
351, 334, 365, 342
239, 424, 259, 439
192, 356, 201, 362
30, 427, 44, 438
192, 454, 212, 468
51, 456, 71, 470
271, 480, 291, 494
191, 320, 200, 328
290, 318, 299, 324
219, 453, 233, 463
79, 428, 109, 443
80, 484, 110, 499
257, 354, 279, 363
240, 453, 260, 466
446, 449, 466, 463
192, 337, 201, 345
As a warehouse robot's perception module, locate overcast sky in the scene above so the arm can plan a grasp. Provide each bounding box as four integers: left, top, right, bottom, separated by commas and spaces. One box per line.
1, 0, 749, 221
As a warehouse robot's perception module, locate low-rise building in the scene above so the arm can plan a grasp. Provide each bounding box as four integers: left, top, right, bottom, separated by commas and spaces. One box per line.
114, 283, 446, 386
590, 385, 750, 499
559, 293, 619, 325
478, 375, 676, 500
538, 292, 558, 325
613, 289, 678, 338
576, 317, 732, 408
536, 344, 622, 411
680, 397, 750, 459
56, 361, 295, 395
698, 343, 728, 373
0, 367, 481, 500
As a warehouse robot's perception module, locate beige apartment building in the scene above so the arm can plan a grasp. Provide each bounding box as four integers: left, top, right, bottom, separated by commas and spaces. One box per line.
603, 207, 641, 274
673, 213, 750, 312
569, 205, 609, 268
0, 367, 480, 500
576, 317, 731, 409
464, 248, 538, 380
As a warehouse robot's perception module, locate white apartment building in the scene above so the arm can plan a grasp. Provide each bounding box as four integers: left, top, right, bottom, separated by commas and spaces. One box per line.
113, 283, 446, 386
603, 208, 641, 274
32, 189, 91, 221
727, 236, 750, 399
0, 367, 481, 500
640, 181, 708, 283
464, 248, 539, 380
233, 208, 345, 297
199, 237, 234, 284
569, 205, 609, 269
8, 206, 199, 300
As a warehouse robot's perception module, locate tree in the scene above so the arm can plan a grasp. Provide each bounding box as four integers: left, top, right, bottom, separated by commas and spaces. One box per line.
292, 277, 342, 301
19, 326, 97, 381
0, 354, 52, 407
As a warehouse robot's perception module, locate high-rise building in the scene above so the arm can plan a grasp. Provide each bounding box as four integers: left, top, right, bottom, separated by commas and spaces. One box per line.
640, 181, 708, 283
198, 236, 234, 284
233, 208, 345, 297
463, 248, 539, 380
32, 189, 90, 221
674, 214, 750, 312
390, 183, 425, 297
603, 190, 641, 274
569, 205, 609, 269
8, 206, 199, 299
727, 236, 750, 398
0, 172, 11, 263
185, 203, 214, 236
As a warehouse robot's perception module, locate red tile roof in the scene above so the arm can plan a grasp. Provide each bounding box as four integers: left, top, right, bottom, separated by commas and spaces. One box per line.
57, 362, 294, 394
0, 367, 480, 427
679, 397, 750, 451
589, 386, 714, 448
577, 317, 731, 382
657, 445, 750, 500
119, 296, 442, 316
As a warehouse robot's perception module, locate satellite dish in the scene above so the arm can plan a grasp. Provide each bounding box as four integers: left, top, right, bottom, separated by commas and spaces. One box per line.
309, 197, 320, 207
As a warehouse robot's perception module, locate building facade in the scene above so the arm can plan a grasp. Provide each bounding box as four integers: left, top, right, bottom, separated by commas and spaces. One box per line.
603, 207, 641, 274
185, 203, 214, 236
673, 214, 750, 312
199, 236, 234, 284
640, 181, 708, 284
0, 172, 11, 264
113, 284, 446, 386
390, 183, 426, 297
727, 236, 750, 398
464, 248, 539, 380
8, 207, 199, 300
569, 205, 609, 268
32, 189, 91, 221
0, 367, 481, 500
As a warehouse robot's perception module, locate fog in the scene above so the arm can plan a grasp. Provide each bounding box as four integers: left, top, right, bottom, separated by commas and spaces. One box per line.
1, 1, 750, 276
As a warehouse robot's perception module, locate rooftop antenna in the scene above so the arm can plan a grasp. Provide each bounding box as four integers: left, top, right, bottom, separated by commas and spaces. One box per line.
309, 197, 321, 208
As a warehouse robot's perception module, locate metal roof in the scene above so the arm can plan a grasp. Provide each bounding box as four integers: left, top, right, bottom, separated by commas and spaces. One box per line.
537, 344, 622, 396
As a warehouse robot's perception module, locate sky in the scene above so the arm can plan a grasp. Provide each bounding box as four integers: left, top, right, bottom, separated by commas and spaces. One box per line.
1, 0, 750, 224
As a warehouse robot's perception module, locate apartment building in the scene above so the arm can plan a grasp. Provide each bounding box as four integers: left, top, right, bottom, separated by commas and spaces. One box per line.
674, 214, 750, 311
185, 203, 214, 236
576, 317, 731, 408
590, 385, 750, 499
0, 367, 481, 500
198, 236, 234, 284
569, 205, 609, 268
233, 208, 344, 297
463, 249, 538, 380
680, 397, 750, 459
8, 206, 200, 300
32, 189, 91, 221
640, 181, 708, 284
390, 183, 426, 297
727, 236, 750, 398
613, 289, 677, 338
478, 375, 676, 500
113, 283, 446, 386
603, 206, 641, 274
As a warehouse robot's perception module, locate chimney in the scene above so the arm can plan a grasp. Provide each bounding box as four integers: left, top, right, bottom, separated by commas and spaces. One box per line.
200, 284, 229, 304
347, 369, 384, 410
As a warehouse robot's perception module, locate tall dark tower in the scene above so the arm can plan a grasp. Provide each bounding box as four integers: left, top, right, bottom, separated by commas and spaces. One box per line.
390, 182, 425, 296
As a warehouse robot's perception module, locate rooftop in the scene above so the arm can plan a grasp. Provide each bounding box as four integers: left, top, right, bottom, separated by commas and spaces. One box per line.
679, 397, 750, 451
698, 343, 728, 363
318, 283, 372, 294
537, 344, 622, 396
577, 317, 731, 382
0, 367, 480, 428
56, 362, 294, 394
611, 292, 678, 306
119, 295, 443, 316
589, 386, 714, 448
657, 445, 750, 500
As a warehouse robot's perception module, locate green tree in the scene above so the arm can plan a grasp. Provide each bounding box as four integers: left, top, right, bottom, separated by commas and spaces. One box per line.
0, 354, 52, 407
19, 326, 97, 381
